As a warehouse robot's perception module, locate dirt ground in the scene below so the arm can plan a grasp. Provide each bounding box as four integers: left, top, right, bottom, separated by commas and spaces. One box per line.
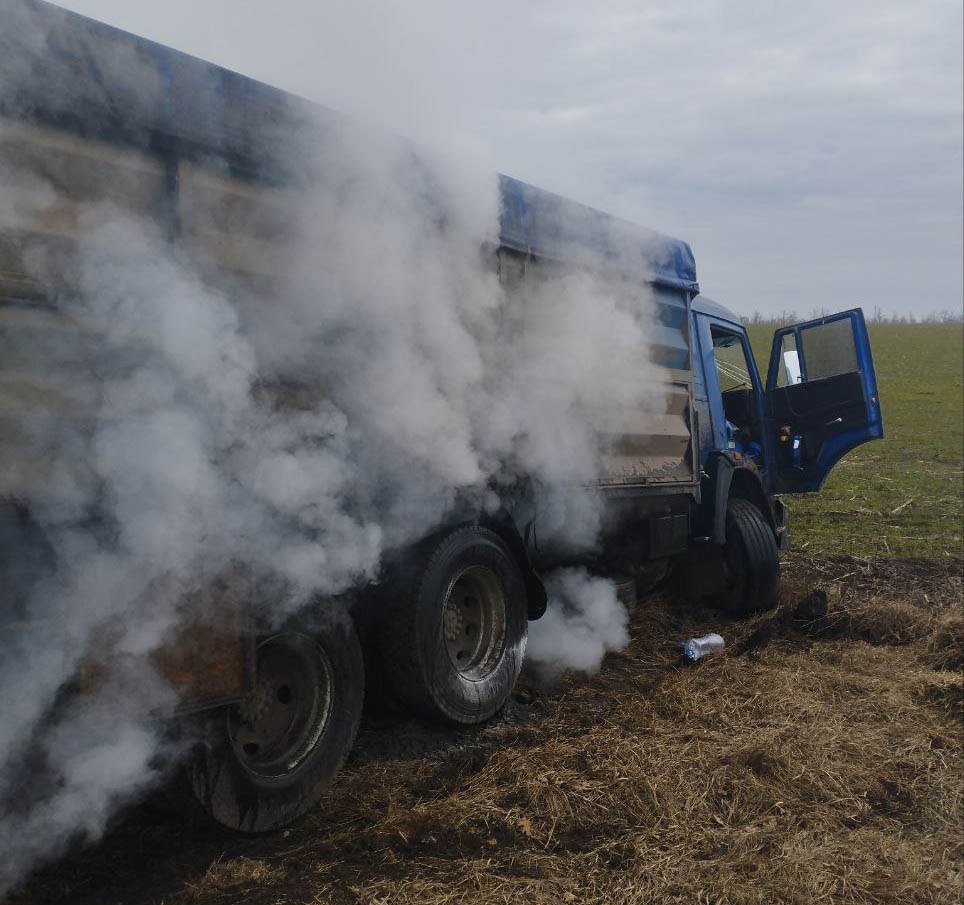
9, 553, 963, 905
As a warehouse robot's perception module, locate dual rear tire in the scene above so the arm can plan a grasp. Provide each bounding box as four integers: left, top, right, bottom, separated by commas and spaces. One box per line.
188, 609, 363, 833
190, 525, 527, 830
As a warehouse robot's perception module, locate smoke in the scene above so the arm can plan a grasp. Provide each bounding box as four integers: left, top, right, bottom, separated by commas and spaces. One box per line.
526, 568, 630, 682
0, 11, 669, 894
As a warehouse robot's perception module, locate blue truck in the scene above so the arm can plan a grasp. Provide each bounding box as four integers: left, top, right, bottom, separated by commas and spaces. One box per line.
0, 0, 882, 832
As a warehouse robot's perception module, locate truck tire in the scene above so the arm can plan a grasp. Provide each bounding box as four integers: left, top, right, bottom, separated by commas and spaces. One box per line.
187, 606, 363, 832
717, 498, 780, 616
380, 525, 527, 725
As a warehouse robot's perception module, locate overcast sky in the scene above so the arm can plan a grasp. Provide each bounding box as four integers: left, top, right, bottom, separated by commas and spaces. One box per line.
52, 0, 963, 317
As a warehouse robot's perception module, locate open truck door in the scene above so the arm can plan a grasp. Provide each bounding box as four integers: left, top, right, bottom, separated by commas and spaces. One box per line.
766, 308, 882, 493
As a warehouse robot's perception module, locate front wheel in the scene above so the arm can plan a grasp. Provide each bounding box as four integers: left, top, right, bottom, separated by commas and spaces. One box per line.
187, 607, 363, 832
717, 498, 780, 616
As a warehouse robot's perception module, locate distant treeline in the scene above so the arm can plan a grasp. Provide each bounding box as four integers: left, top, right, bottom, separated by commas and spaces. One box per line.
741, 308, 963, 326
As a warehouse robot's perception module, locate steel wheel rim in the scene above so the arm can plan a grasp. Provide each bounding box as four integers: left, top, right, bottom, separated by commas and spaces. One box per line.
441, 564, 507, 681
227, 632, 333, 779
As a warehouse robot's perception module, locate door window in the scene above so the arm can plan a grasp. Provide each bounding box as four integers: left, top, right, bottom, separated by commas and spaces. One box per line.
774, 332, 801, 387
709, 326, 761, 460
711, 329, 754, 392
798, 318, 859, 380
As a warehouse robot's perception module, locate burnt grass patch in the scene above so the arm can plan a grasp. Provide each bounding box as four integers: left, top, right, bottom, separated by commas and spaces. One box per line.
8, 553, 963, 905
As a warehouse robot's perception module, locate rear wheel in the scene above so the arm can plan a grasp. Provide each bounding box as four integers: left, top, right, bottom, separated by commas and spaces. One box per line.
717, 498, 780, 616
187, 608, 363, 832
380, 525, 527, 725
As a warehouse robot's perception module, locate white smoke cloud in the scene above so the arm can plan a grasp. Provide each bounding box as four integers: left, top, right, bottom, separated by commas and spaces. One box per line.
0, 665, 177, 887
0, 26, 667, 892
526, 568, 630, 681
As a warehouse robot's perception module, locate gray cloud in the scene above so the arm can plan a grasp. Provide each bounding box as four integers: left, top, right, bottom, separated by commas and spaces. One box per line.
50, 0, 963, 316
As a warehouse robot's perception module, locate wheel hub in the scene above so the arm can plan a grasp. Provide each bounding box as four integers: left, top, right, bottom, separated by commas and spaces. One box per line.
227, 632, 333, 778
441, 564, 507, 681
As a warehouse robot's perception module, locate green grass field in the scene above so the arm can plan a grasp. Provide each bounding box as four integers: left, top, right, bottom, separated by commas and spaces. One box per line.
746, 322, 963, 560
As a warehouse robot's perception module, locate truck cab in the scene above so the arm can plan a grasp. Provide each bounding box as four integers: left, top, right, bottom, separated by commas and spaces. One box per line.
661, 297, 883, 616
692, 297, 883, 498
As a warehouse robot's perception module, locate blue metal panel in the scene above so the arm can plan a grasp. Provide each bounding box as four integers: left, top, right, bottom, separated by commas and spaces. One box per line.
499, 176, 698, 292
694, 313, 769, 471
689, 314, 712, 472
691, 295, 742, 326
693, 314, 725, 466
650, 286, 692, 370
764, 308, 883, 492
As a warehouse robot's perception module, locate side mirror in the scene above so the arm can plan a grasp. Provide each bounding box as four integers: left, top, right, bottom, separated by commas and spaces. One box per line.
783, 350, 802, 385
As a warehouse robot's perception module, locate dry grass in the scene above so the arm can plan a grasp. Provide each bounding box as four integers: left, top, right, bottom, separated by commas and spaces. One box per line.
922, 614, 964, 672
183, 858, 286, 901
10, 554, 963, 905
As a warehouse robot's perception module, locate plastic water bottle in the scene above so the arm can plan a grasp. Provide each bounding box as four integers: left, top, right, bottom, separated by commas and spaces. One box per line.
682, 633, 725, 662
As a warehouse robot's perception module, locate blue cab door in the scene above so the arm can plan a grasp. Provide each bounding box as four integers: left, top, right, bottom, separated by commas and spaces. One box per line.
765, 308, 883, 493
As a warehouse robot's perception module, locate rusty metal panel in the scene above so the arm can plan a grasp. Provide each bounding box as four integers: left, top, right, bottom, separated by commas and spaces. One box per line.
11, 582, 250, 712
11, 597, 250, 718
152, 612, 247, 712
592, 382, 695, 485
152, 577, 251, 712
152, 569, 253, 710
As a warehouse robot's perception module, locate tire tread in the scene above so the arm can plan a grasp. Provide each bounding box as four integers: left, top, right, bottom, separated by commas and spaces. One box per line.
722, 498, 780, 616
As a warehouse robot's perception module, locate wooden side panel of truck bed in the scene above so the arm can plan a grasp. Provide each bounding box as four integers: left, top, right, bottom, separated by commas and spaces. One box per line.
498, 250, 695, 489
0, 121, 250, 708
1, 120, 695, 500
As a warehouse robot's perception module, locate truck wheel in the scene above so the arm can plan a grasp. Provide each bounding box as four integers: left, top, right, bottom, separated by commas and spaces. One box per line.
380, 525, 527, 725
717, 498, 780, 616
187, 608, 363, 832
